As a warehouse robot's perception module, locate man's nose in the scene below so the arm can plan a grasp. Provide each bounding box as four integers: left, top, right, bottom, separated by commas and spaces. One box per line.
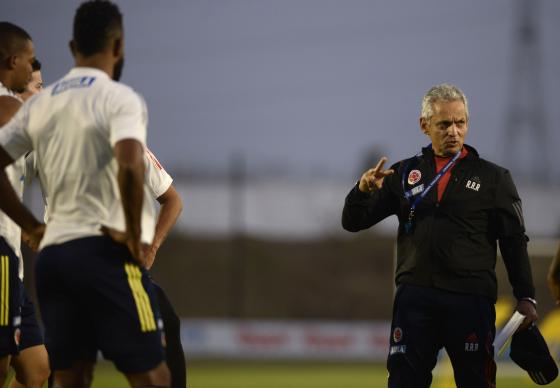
447, 123, 459, 136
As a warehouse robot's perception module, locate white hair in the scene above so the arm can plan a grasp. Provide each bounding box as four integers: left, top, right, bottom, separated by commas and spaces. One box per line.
421, 83, 469, 121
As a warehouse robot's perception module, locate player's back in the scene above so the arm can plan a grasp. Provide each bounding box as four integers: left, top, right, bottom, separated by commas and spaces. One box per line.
21, 67, 155, 248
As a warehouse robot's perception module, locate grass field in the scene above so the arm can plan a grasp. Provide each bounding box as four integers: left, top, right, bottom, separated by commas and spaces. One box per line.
87, 361, 560, 388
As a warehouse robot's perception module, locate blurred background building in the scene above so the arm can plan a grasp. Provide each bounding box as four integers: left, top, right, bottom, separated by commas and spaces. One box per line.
6, 0, 560, 378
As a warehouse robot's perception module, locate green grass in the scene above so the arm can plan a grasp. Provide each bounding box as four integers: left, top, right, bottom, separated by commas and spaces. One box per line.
88, 361, 559, 388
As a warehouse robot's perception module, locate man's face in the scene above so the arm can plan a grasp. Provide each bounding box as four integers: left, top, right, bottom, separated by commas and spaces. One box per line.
420, 100, 468, 157
12, 39, 35, 93
27, 70, 43, 94
18, 70, 43, 101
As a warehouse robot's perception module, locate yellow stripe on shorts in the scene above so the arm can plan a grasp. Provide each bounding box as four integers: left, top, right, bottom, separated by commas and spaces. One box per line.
1, 255, 9, 326
124, 263, 156, 332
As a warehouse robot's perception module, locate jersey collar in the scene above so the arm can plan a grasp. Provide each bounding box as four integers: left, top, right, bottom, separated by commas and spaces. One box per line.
68, 67, 111, 80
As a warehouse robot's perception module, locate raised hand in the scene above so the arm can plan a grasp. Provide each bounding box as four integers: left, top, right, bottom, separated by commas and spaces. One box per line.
358, 157, 395, 193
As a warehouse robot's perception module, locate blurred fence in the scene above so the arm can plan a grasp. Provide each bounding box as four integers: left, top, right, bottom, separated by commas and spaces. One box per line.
170, 179, 560, 239
179, 309, 560, 361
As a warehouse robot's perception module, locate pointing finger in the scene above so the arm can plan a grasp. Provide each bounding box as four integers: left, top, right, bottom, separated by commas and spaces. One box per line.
373, 157, 388, 173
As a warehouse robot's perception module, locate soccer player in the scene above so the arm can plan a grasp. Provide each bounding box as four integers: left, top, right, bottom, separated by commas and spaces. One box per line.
0, 22, 50, 388
33, 146, 186, 387
144, 149, 187, 388
0, 1, 170, 386
342, 83, 537, 388
27, 144, 186, 387
17, 58, 43, 101
37, 146, 187, 386
10, 58, 50, 388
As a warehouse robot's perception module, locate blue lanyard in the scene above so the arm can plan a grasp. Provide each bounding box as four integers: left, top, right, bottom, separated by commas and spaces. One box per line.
402, 146, 461, 233
405, 148, 461, 210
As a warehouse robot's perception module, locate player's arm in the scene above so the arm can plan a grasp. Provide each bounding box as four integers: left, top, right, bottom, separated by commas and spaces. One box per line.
495, 169, 537, 328
548, 244, 560, 305
105, 88, 149, 263
114, 139, 145, 262
0, 97, 44, 247
342, 157, 397, 232
145, 185, 183, 269
0, 147, 44, 244
0, 95, 21, 126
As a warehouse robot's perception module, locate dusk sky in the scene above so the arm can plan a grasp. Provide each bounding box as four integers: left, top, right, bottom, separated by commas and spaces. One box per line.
4, 0, 560, 181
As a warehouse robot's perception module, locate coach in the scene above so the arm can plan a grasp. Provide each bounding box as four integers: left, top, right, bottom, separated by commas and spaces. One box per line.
342, 83, 537, 388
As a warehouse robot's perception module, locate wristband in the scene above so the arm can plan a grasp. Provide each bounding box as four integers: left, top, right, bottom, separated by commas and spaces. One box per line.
520, 297, 537, 307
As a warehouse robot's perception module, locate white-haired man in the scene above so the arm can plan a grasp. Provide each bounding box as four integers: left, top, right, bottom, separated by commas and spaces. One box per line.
343, 83, 537, 388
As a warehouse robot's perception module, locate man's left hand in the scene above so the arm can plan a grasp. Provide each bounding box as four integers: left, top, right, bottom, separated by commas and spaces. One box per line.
143, 244, 157, 270
516, 299, 538, 330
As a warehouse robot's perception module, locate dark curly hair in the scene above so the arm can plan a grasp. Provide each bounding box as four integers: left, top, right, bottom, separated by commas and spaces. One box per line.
73, 0, 123, 57
0, 22, 32, 61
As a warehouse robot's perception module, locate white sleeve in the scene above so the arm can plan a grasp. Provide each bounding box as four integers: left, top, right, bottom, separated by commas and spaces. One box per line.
22, 152, 50, 222
0, 104, 33, 161
108, 87, 147, 147
145, 149, 173, 199
23, 152, 37, 186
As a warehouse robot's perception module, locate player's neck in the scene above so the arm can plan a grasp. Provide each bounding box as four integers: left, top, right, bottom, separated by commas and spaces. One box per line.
74, 54, 114, 79
0, 71, 16, 91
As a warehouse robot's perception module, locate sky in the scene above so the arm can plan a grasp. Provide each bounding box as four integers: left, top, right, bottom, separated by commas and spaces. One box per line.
4, 0, 560, 182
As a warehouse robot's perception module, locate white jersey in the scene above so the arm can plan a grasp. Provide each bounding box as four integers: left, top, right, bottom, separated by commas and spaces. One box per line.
30, 148, 173, 222
145, 149, 173, 200
0, 81, 26, 279
0, 67, 157, 249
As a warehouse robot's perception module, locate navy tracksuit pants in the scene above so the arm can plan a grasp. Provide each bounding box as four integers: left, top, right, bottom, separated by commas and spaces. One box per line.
387, 284, 496, 388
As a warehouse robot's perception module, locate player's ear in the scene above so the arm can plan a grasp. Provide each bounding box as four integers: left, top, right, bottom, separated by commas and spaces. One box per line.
69, 40, 77, 57
4, 54, 17, 70
112, 37, 123, 59
420, 117, 429, 135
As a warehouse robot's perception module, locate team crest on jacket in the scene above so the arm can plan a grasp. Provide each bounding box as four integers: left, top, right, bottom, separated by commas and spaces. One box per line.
407, 170, 421, 185
466, 176, 481, 192
393, 327, 403, 343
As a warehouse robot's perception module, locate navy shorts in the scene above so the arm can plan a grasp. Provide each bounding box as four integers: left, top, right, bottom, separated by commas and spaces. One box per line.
387, 284, 496, 388
0, 237, 22, 357
35, 236, 165, 373
19, 287, 44, 351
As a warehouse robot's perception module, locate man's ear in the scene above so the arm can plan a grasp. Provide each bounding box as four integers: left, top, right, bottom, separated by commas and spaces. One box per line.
69, 40, 77, 56
4, 54, 17, 71
420, 117, 429, 135
112, 37, 123, 59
